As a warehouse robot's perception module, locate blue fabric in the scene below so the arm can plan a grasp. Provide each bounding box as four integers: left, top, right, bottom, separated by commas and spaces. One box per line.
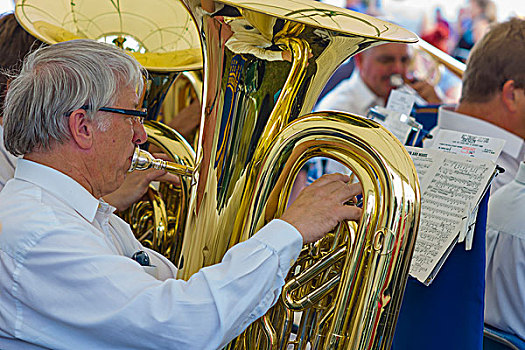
392, 192, 489, 350
484, 324, 525, 350
410, 103, 440, 145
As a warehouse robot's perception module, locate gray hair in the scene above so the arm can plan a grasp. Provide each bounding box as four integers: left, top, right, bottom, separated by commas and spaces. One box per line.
3, 39, 146, 156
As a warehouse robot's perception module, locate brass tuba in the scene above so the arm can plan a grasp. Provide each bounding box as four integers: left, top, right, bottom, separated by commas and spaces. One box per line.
167, 0, 419, 348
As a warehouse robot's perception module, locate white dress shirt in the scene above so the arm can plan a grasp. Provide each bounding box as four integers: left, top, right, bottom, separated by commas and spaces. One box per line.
0, 159, 303, 350
430, 105, 525, 192
314, 70, 385, 117
0, 125, 17, 191
485, 162, 525, 340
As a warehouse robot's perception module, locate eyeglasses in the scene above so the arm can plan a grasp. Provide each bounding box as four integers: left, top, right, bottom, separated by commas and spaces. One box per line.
80, 105, 147, 124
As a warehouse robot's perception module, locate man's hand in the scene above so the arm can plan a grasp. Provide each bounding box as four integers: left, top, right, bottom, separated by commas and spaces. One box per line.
167, 100, 201, 140
408, 80, 443, 104
103, 154, 180, 212
280, 173, 362, 244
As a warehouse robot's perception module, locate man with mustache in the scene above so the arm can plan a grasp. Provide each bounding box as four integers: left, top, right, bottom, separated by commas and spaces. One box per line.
315, 42, 443, 118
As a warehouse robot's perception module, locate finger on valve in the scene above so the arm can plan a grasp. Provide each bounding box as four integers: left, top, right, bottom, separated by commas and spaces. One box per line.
280, 173, 362, 244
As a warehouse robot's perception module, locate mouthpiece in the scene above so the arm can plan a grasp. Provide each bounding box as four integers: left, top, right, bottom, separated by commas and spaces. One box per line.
129, 146, 194, 177
389, 74, 404, 88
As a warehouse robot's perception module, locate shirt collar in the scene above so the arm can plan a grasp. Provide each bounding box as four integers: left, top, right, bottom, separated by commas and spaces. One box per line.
349, 70, 385, 114
515, 162, 525, 185
438, 105, 525, 159
14, 159, 105, 222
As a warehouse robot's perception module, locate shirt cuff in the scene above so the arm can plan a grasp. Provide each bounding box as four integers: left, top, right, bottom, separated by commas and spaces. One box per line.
251, 219, 303, 273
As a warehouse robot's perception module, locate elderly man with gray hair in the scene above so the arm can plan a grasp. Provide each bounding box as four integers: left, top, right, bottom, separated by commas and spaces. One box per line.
0, 39, 361, 349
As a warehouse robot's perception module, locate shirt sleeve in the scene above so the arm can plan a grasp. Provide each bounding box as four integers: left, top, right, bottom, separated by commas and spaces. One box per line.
14, 218, 303, 350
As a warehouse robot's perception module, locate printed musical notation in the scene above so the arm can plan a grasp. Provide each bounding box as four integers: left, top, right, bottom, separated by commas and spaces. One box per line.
428, 129, 505, 162
406, 147, 495, 285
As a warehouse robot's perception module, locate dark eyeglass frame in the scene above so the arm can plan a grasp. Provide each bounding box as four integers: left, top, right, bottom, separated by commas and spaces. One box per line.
80, 105, 147, 124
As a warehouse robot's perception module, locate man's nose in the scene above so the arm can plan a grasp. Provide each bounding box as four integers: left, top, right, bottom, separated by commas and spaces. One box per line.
132, 121, 148, 145
391, 59, 406, 75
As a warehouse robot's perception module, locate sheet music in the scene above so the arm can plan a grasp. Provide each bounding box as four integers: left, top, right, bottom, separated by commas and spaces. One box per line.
406, 148, 435, 179
386, 89, 416, 115
429, 129, 505, 162
406, 147, 495, 284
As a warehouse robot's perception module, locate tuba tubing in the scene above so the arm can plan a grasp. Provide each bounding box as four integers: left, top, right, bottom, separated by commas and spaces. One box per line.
236, 112, 420, 349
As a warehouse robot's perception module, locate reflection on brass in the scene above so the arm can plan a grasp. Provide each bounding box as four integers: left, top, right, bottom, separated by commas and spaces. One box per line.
172, 0, 420, 349
160, 70, 203, 147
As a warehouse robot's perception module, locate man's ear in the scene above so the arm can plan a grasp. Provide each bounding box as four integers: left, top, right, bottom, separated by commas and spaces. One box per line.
501, 80, 519, 113
68, 109, 94, 149
354, 53, 363, 69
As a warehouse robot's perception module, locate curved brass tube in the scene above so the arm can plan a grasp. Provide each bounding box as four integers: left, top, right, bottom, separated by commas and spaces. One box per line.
234, 112, 420, 349
416, 39, 466, 79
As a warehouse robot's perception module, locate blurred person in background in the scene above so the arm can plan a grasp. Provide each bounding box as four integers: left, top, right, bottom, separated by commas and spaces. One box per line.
452, 0, 497, 63
345, 0, 367, 13
421, 7, 451, 53
315, 42, 443, 118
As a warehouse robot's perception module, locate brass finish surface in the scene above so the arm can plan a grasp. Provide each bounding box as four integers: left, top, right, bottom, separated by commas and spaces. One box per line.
15, 0, 202, 72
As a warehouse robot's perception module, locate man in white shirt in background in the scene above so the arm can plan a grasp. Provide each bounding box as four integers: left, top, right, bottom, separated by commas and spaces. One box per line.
315, 42, 442, 117
473, 17, 525, 341
0, 39, 362, 349
309, 42, 444, 185
429, 18, 525, 193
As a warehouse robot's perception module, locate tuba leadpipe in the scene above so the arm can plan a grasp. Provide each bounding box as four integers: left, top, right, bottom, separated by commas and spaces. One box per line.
129, 146, 194, 178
